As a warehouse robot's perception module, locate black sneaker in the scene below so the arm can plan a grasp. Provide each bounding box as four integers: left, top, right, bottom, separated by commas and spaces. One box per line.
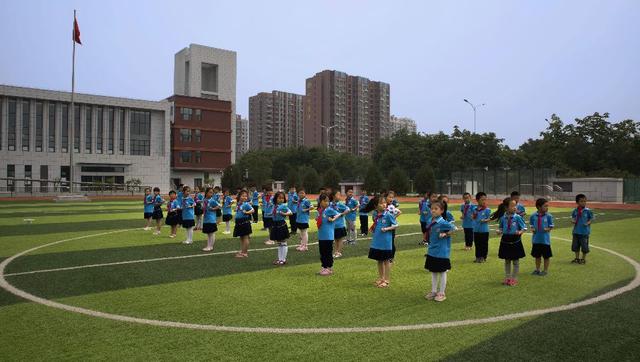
571, 258, 580, 264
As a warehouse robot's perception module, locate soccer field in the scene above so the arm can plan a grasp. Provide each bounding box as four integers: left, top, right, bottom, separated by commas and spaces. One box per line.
1, 201, 639, 361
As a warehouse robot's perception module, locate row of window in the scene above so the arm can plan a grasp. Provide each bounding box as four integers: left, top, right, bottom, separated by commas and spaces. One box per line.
180, 107, 202, 121
179, 150, 202, 163
0, 98, 152, 156
6, 164, 126, 192
179, 128, 202, 142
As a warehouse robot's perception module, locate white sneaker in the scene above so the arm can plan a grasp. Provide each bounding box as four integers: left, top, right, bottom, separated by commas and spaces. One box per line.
264, 240, 275, 245
143, 227, 151, 231
202, 247, 213, 252
182, 240, 192, 245
223, 231, 231, 235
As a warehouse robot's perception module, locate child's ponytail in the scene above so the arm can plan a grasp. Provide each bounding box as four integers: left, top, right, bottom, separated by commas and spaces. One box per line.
490, 197, 511, 221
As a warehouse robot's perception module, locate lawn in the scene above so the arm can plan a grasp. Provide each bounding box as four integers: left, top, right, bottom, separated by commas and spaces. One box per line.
1, 201, 639, 361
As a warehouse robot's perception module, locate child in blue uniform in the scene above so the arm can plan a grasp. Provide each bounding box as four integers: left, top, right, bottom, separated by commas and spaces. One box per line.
366, 195, 398, 289
472, 192, 492, 263
202, 187, 220, 252
143, 187, 154, 230
295, 188, 314, 251
287, 187, 299, 235
233, 190, 255, 258
180, 186, 196, 245
221, 189, 234, 234
510, 191, 526, 218
345, 188, 359, 245
530, 198, 554, 275
271, 191, 293, 265
194, 187, 205, 230
261, 188, 269, 230
571, 194, 594, 264
358, 190, 370, 236
495, 198, 527, 286
424, 201, 455, 302
165, 190, 180, 238
460, 192, 476, 251
152, 187, 165, 235
316, 193, 341, 276
251, 187, 260, 223
331, 191, 350, 258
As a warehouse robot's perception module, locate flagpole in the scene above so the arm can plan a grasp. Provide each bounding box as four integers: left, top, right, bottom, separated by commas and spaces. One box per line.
70, 9, 76, 193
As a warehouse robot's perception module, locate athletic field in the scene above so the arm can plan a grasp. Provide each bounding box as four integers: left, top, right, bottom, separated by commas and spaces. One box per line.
1, 201, 639, 361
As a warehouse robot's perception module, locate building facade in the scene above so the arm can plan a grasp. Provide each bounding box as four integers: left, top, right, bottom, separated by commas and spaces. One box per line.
173, 44, 237, 162
249, 91, 304, 150
167, 95, 232, 190
385, 115, 417, 137
0, 84, 171, 190
304, 70, 390, 157
235, 114, 249, 157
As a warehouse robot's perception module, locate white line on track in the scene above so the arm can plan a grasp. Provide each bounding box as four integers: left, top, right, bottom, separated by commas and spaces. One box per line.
0, 227, 639, 334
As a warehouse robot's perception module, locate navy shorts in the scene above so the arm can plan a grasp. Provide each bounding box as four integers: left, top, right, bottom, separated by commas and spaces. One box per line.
531, 243, 553, 259
572, 234, 590, 253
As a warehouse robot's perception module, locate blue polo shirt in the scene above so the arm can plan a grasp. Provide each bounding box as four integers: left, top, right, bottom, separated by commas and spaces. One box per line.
498, 213, 527, 235
358, 195, 370, 216
153, 195, 164, 209
296, 198, 312, 223
333, 202, 348, 228
472, 207, 492, 233
370, 211, 397, 250
263, 198, 273, 218
196, 193, 204, 206
222, 196, 233, 215
318, 207, 339, 240
181, 196, 195, 220
203, 197, 219, 224
427, 217, 454, 258
169, 199, 180, 213
460, 202, 476, 228
144, 195, 154, 213
287, 192, 299, 213
235, 202, 253, 220
530, 212, 554, 245
445, 210, 455, 223
516, 203, 526, 217
419, 200, 431, 223
572, 207, 594, 235
273, 203, 291, 222
251, 191, 260, 206
345, 197, 359, 222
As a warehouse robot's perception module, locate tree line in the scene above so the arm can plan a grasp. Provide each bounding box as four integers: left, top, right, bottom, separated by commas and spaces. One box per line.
222, 112, 639, 194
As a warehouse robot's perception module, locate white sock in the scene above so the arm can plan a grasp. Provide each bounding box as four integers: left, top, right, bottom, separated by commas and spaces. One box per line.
226, 221, 231, 232
187, 227, 193, 242
431, 273, 438, 293
280, 243, 288, 261
439, 272, 447, 293
207, 233, 216, 249
301, 230, 308, 246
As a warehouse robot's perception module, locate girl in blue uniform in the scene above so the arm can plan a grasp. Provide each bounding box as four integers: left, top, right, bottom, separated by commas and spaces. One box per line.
365, 195, 398, 288
460, 192, 476, 251
221, 189, 235, 234
233, 190, 255, 258
344, 188, 359, 245
143, 187, 154, 230
331, 191, 350, 258
419, 192, 438, 245
271, 191, 293, 265
530, 198, 554, 275
165, 190, 180, 238
180, 186, 196, 245
295, 188, 314, 251
424, 201, 455, 302
495, 198, 527, 286
202, 187, 220, 252
263, 189, 275, 245
194, 187, 205, 230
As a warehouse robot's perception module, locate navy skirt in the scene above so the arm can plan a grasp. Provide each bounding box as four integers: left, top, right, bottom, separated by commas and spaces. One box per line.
425, 255, 451, 272
165, 211, 180, 226
152, 208, 164, 220
499, 234, 526, 260
368, 248, 394, 261
234, 218, 252, 237
270, 220, 290, 241
334, 227, 347, 240
202, 222, 218, 234
182, 219, 195, 228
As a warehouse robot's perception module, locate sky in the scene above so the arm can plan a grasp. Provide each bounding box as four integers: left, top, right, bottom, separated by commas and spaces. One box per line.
1, 0, 639, 147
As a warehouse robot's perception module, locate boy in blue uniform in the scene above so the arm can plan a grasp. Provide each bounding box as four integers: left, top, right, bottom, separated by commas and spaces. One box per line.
530, 198, 554, 275
510, 191, 526, 218
143, 187, 154, 230
180, 186, 196, 244
221, 189, 234, 234
472, 192, 492, 263
151, 187, 165, 235
345, 188, 359, 245
317, 193, 341, 276
251, 187, 260, 223
287, 187, 299, 235
420, 192, 438, 245
460, 192, 476, 251
358, 190, 370, 236
571, 194, 594, 264
295, 188, 314, 251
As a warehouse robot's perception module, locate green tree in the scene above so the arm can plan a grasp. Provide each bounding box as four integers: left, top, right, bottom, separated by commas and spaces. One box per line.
387, 167, 410, 195
414, 164, 436, 194
221, 165, 242, 190
322, 168, 342, 191
301, 167, 321, 193
285, 168, 299, 189
364, 164, 384, 193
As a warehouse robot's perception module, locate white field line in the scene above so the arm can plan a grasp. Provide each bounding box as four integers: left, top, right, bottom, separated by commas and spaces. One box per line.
0, 228, 638, 334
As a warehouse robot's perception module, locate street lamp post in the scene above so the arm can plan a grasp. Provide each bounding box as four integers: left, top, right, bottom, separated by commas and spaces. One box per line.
320, 124, 338, 149
463, 99, 486, 133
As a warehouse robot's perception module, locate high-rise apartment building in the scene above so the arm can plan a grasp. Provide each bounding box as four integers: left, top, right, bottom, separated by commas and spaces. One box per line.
249, 91, 304, 150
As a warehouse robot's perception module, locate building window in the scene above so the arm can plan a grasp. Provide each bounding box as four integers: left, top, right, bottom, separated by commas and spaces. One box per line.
61, 104, 69, 153
195, 150, 201, 163
85, 106, 92, 153
7, 165, 15, 191
130, 110, 151, 156
194, 129, 201, 142
35, 102, 43, 152
74, 105, 80, 152
40, 165, 48, 192
119, 109, 125, 154
81, 166, 125, 173
181, 107, 193, 120
108, 108, 115, 154
48, 103, 56, 152
24, 165, 32, 192
194, 178, 202, 188
201, 63, 218, 93
180, 151, 191, 163
180, 128, 191, 142
8, 99, 17, 150
195, 109, 201, 120
22, 100, 30, 151
96, 107, 103, 153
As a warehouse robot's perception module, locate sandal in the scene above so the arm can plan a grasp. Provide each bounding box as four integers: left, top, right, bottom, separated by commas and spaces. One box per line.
235, 252, 248, 258
374, 279, 384, 286
376, 281, 389, 288
571, 258, 580, 264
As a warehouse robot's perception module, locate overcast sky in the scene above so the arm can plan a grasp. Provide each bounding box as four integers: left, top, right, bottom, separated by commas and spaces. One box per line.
1, 0, 638, 147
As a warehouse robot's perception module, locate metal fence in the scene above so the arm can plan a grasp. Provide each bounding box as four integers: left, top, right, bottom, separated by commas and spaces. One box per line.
623, 178, 640, 204
0, 177, 150, 197
434, 168, 556, 198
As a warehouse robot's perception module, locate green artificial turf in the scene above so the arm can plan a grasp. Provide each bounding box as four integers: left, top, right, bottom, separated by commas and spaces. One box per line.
0, 201, 639, 361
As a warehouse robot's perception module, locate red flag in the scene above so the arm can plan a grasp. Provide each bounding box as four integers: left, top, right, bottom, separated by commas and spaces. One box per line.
73, 15, 82, 44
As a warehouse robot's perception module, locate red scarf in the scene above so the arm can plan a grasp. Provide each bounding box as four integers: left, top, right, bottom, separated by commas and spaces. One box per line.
473, 206, 486, 220
369, 211, 384, 233
273, 202, 278, 217
316, 207, 324, 228
576, 206, 584, 223
425, 220, 437, 237
463, 203, 470, 217
506, 214, 513, 232
537, 212, 544, 231
167, 198, 175, 212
